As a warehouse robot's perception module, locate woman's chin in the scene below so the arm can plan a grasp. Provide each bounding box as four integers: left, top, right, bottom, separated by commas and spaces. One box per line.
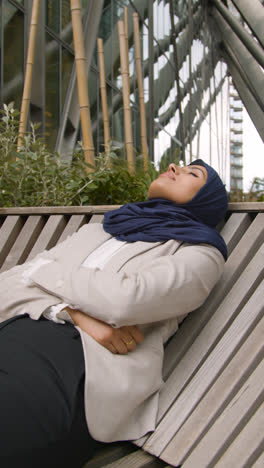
147, 180, 164, 199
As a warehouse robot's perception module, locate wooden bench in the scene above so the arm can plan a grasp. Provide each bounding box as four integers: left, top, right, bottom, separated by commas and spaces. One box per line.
0, 203, 264, 468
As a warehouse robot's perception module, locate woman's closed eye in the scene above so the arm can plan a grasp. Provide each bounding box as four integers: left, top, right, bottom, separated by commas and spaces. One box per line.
190, 171, 199, 178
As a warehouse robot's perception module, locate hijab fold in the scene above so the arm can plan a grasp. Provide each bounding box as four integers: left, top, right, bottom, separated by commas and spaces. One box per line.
103, 160, 228, 260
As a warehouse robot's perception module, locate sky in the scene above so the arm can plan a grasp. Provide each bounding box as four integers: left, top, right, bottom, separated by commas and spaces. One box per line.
243, 109, 264, 192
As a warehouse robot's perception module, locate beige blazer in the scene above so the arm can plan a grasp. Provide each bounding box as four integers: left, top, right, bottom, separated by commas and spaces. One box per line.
0, 223, 225, 442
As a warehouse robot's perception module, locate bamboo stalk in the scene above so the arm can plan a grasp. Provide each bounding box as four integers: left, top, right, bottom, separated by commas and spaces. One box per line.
97, 38, 111, 167
70, 0, 94, 169
124, 7, 130, 76
17, 0, 40, 149
169, 0, 185, 163
133, 12, 148, 172
118, 20, 135, 175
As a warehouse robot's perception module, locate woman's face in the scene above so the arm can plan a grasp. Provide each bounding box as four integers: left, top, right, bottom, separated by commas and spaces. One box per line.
148, 163, 208, 204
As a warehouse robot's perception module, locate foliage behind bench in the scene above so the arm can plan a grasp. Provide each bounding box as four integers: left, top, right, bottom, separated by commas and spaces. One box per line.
0, 103, 157, 208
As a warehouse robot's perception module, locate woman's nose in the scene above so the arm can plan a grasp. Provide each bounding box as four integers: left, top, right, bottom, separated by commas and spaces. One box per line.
168, 163, 180, 174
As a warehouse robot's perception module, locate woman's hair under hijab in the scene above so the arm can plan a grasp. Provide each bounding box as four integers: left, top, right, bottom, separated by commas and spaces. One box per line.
103, 159, 228, 260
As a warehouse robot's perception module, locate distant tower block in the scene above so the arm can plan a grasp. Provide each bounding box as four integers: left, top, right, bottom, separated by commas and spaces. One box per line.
229, 78, 243, 192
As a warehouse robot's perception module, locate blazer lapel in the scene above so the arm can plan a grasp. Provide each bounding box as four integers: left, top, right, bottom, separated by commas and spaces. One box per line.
54, 223, 112, 269
104, 240, 163, 273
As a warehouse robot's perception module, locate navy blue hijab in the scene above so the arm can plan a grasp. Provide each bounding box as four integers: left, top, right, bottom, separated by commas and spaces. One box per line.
103, 159, 228, 260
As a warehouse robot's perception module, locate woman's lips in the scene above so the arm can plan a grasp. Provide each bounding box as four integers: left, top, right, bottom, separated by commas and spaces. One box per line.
159, 171, 175, 180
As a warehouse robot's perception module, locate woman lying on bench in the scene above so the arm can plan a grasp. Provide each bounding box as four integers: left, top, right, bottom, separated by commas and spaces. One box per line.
0, 159, 228, 468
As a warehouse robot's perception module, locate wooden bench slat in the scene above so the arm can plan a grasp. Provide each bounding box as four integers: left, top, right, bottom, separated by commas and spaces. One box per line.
0, 206, 121, 215
0, 203, 263, 216
161, 212, 264, 382
83, 443, 137, 468
57, 215, 87, 244
213, 401, 264, 468
89, 214, 104, 224
100, 450, 166, 468
55, 215, 104, 246
0, 215, 24, 268
0, 216, 45, 272
143, 271, 264, 457
160, 311, 264, 465
227, 202, 264, 212
180, 359, 264, 468
26, 215, 67, 260
251, 451, 264, 467
157, 243, 264, 425
220, 212, 251, 256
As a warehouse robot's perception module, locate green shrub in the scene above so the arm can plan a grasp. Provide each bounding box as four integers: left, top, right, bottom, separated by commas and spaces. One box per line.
0, 103, 158, 207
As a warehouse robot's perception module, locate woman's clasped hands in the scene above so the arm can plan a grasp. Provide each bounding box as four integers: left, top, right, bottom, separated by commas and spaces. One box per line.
66, 307, 144, 354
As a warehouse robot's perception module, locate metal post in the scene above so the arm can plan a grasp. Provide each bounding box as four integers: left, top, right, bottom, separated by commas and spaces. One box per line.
133, 12, 149, 172
230, 0, 264, 49
148, 0, 155, 162
211, 0, 264, 69
118, 20, 135, 175
212, 8, 264, 111
28, 0, 45, 134
174, 55, 220, 150
169, 0, 185, 163
188, 0, 193, 162
190, 77, 227, 146
97, 38, 111, 166
222, 47, 264, 142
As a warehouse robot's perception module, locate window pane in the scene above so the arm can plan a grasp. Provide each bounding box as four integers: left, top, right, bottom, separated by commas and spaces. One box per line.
61, 0, 73, 45
46, 0, 60, 33
45, 33, 60, 148
97, 1, 112, 43
61, 47, 74, 109
3, 1, 24, 109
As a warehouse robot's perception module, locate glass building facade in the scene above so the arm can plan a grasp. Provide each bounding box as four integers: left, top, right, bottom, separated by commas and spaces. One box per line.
1, 0, 264, 188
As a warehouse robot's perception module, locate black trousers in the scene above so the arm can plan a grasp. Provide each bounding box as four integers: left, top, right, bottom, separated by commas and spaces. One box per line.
0, 314, 100, 468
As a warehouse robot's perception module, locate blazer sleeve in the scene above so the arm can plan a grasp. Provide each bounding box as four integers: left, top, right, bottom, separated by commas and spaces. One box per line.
30, 243, 225, 327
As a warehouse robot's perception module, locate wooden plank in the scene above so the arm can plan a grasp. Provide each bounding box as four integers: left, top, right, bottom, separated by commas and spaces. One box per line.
219, 212, 251, 256
0, 215, 24, 268
101, 450, 165, 468
0, 216, 45, 272
213, 401, 264, 468
143, 272, 264, 456
161, 213, 264, 381
161, 311, 264, 465
89, 214, 104, 224
252, 452, 264, 467
0, 203, 263, 216
180, 360, 264, 468
161, 212, 252, 382
83, 443, 136, 468
228, 202, 264, 212
56, 215, 87, 244
0, 206, 121, 215
26, 215, 67, 260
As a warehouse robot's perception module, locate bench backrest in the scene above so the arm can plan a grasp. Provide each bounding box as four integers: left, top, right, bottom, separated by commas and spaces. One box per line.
0, 203, 264, 467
